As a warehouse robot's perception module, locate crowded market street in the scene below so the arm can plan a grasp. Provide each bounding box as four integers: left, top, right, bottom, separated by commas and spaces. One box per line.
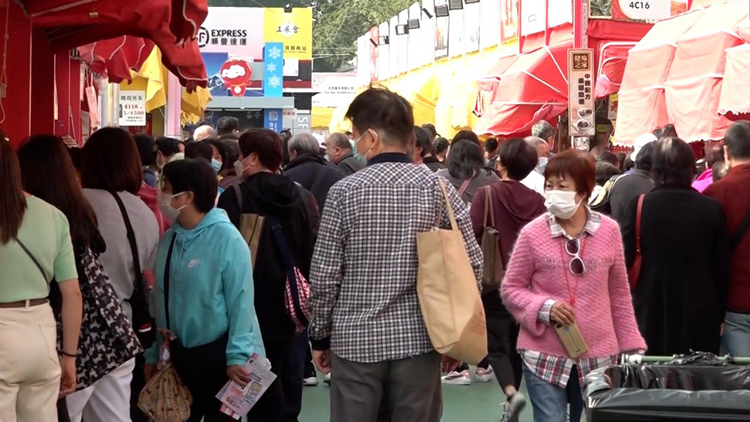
2, 1, 750, 422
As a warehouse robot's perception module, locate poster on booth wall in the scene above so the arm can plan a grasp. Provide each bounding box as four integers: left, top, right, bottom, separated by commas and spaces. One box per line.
500, 0, 519, 43
118, 91, 146, 127
520, 0, 545, 37
263, 7, 313, 60
435, 0, 449, 59
464, 1, 480, 53
567, 49, 595, 138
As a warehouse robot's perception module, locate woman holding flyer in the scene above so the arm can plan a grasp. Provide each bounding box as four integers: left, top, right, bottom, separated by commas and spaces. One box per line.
501, 151, 646, 422
145, 159, 268, 422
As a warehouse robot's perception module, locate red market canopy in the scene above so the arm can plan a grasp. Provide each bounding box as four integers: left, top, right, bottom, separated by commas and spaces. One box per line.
594, 41, 636, 99
170, 0, 208, 45
18, 0, 207, 91
78, 36, 155, 83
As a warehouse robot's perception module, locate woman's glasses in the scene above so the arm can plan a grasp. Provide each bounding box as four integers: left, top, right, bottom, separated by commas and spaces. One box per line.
565, 238, 586, 275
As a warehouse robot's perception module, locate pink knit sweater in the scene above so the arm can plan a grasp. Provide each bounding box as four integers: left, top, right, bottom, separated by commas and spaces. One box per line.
501, 214, 646, 359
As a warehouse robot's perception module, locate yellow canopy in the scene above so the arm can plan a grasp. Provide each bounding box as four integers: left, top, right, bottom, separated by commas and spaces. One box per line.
312, 106, 335, 129
121, 48, 167, 112
181, 87, 212, 126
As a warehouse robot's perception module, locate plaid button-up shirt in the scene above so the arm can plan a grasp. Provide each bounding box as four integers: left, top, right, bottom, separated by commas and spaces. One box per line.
309, 153, 483, 363
520, 210, 617, 388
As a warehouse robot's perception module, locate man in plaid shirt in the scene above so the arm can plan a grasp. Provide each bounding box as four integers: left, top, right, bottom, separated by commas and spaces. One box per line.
309, 87, 483, 421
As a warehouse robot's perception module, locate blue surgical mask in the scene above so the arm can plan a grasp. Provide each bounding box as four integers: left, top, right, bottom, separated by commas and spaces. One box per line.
537, 156, 548, 174
211, 158, 223, 173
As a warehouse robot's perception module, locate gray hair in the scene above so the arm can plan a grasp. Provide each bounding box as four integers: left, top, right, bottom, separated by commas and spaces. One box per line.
525, 136, 548, 149
288, 132, 320, 156
193, 125, 217, 141
531, 120, 555, 140
327, 132, 352, 150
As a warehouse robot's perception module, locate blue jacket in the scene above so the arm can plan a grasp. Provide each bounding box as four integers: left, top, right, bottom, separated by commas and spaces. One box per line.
145, 208, 265, 366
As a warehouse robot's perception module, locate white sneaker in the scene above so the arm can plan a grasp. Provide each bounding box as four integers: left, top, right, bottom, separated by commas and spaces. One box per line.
474, 366, 494, 383
324, 372, 332, 385
441, 370, 471, 385
303, 376, 318, 386
501, 393, 527, 422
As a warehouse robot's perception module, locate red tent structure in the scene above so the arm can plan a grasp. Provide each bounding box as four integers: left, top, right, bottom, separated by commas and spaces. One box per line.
78, 36, 155, 83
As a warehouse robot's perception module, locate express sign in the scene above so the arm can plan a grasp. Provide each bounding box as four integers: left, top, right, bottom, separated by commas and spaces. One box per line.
615, 0, 671, 20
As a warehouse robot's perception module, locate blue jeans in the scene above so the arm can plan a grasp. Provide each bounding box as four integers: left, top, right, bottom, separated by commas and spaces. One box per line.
523, 364, 584, 422
721, 312, 750, 357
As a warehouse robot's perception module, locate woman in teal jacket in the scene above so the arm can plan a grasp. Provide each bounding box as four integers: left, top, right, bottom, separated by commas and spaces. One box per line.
145, 159, 265, 422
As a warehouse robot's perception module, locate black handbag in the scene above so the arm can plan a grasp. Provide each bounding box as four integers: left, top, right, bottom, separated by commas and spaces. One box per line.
109, 191, 157, 350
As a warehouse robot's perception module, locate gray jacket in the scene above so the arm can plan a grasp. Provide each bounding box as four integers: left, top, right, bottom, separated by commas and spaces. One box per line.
436, 168, 501, 205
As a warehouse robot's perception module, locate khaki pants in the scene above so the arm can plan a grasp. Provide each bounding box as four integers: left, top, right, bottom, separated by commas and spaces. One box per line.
0, 303, 61, 422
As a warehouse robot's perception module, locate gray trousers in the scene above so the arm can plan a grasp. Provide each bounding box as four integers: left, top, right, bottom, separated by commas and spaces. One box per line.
330, 351, 442, 422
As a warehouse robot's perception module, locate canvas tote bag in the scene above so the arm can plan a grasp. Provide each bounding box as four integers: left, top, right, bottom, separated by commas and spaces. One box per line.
416, 179, 488, 364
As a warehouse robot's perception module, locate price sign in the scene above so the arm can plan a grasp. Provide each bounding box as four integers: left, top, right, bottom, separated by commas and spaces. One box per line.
118, 91, 147, 127
616, 0, 670, 20
568, 49, 595, 139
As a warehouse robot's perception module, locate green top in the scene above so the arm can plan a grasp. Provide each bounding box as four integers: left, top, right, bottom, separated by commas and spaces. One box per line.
0, 196, 78, 303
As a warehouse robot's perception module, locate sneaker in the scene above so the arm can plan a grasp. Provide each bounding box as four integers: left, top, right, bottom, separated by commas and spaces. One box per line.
441, 370, 471, 385
501, 393, 527, 422
303, 376, 318, 386
474, 366, 494, 383
324, 372, 332, 385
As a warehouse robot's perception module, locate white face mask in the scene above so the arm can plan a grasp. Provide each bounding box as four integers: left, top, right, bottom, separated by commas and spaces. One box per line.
233, 157, 251, 179
157, 191, 187, 221
545, 190, 581, 220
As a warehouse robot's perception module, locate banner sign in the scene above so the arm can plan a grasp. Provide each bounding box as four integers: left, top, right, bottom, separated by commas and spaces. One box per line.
501, 0, 520, 42
435, 0, 449, 59
568, 49, 596, 138
520, 0, 545, 36
612, 0, 672, 21
199, 8, 264, 59
264, 108, 282, 132
263, 7, 313, 60
264, 42, 284, 98
118, 90, 146, 126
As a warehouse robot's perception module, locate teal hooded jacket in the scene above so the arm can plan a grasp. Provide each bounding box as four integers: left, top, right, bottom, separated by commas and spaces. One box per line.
145, 207, 265, 366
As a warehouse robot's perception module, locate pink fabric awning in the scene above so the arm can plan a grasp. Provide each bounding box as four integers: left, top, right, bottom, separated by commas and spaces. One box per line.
594, 41, 637, 99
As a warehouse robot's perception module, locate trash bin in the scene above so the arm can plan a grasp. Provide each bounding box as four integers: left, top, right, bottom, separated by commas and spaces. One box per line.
584, 353, 750, 421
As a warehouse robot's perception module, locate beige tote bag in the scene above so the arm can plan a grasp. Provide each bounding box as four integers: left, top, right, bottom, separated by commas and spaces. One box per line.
416, 179, 488, 364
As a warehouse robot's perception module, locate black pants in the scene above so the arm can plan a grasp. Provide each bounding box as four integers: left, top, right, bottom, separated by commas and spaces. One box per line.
281, 332, 307, 422
130, 354, 149, 422
483, 291, 522, 391
171, 335, 236, 422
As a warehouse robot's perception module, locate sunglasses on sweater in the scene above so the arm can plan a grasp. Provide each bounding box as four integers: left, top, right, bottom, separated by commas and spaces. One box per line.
565, 238, 586, 275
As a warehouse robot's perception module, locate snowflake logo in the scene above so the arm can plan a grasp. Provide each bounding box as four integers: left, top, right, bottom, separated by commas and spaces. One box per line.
266, 63, 277, 72
268, 75, 282, 88
268, 46, 282, 60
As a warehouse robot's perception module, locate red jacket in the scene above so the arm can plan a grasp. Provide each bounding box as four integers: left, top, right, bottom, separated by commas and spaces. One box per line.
705, 163, 750, 314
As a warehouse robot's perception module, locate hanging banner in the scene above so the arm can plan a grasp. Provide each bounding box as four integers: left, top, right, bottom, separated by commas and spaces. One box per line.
449, 8, 465, 57
501, 0, 520, 43
435, 0, 449, 59
264, 42, 284, 98
422, 0, 436, 65
370, 26, 379, 83
199, 8, 265, 59
118, 90, 146, 126
464, 2, 480, 53
264, 109, 282, 132
263, 7, 313, 60
390, 16, 400, 76
568, 49, 596, 138
480, 0, 501, 49
520, 0, 545, 36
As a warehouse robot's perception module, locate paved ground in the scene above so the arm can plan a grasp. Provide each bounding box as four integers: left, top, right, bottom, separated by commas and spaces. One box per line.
300, 376, 535, 422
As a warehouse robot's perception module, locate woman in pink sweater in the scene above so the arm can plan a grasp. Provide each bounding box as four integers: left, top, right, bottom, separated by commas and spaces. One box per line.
501, 151, 646, 422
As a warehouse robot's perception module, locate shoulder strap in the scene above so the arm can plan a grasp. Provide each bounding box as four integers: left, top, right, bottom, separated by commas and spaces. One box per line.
483, 185, 495, 228
635, 194, 645, 253
458, 177, 472, 197
269, 218, 295, 270
108, 192, 143, 291
731, 204, 750, 249
233, 184, 243, 211
16, 238, 49, 283
163, 234, 177, 330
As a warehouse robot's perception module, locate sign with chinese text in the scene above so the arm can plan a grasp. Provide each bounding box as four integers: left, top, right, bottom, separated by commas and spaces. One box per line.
435, 0, 449, 59
567, 49, 595, 138
264, 109, 282, 132
501, 0, 519, 42
264, 42, 284, 98
612, 0, 671, 21
118, 91, 146, 127
199, 8, 264, 59
263, 8, 313, 60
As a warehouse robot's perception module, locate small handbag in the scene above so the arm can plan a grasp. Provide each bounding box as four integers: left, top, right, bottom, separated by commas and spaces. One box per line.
628, 194, 645, 291
480, 186, 504, 293
269, 218, 311, 333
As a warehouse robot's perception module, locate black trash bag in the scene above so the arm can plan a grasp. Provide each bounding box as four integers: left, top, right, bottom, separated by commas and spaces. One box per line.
584, 354, 750, 421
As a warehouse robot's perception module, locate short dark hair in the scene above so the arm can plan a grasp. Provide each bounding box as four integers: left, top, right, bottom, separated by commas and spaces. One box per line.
421, 123, 438, 140
532, 120, 556, 140
433, 137, 449, 155
452, 130, 481, 147
345, 87, 414, 147
162, 159, 217, 214
652, 137, 696, 187
81, 127, 142, 194
155, 137, 181, 157
713, 161, 728, 182
447, 139, 485, 179
280, 130, 293, 166
133, 133, 156, 166
616, 152, 627, 169
327, 132, 352, 150
724, 120, 750, 160
498, 138, 538, 181
185, 139, 214, 162
545, 150, 596, 200
217, 116, 240, 135
623, 156, 635, 172
238, 129, 283, 172
484, 138, 499, 154
635, 142, 656, 172
414, 126, 433, 157
595, 162, 621, 186
596, 151, 620, 168
653, 124, 678, 140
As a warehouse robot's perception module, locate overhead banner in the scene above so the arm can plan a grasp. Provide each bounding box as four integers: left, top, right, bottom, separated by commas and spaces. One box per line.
118, 91, 146, 126
520, 0, 545, 36
390, 16, 400, 75
449, 9, 465, 57
263, 7, 313, 60
370, 26, 379, 83
480, 0, 501, 49
501, 0, 519, 43
408, 2, 422, 71
422, 0, 437, 66
398, 9, 409, 73
264, 42, 284, 98
464, 2, 480, 53
548, 0, 573, 28
568, 49, 596, 138
199, 8, 264, 59
378, 21, 390, 79
435, 0, 449, 59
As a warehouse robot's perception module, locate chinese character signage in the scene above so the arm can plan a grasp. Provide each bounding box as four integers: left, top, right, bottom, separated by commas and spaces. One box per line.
567, 49, 595, 138
199, 8, 265, 58
118, 91, 146, 127
264, 8, 313, 60
264, 42, 284, 98
501, 0, 519, 43
264, 109, 282, 132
